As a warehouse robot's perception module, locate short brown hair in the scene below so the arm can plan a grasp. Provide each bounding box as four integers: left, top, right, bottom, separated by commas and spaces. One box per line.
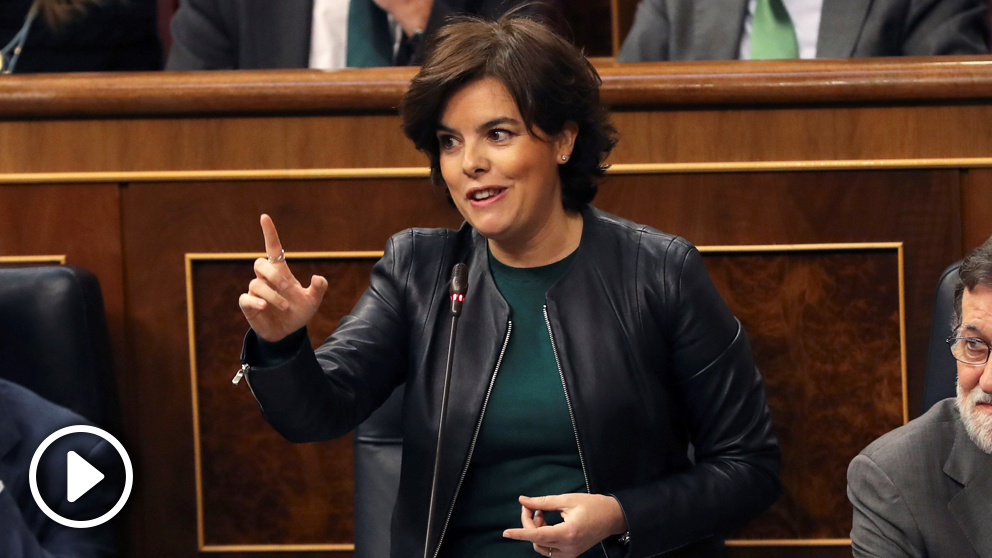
400, 13, 617, 211
953, 236, 992, 329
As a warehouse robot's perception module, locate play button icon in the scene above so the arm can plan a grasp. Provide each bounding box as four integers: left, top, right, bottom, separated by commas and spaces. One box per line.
67, 450, 106, 503
29, 425, 133, 529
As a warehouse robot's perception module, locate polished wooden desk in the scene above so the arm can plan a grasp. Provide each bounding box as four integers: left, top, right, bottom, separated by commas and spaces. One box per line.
2, 58, 990, 557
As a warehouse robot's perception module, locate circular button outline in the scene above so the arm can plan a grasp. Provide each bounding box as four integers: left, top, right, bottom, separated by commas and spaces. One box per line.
29, 425, 134, 529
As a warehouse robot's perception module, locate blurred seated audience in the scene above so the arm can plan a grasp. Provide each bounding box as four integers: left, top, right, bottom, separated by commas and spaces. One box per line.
0, 378, 121, 558
847, 236, 992, 557
618, 0, 989, 62
0, 0, 161, 74
165, 0, 538, 70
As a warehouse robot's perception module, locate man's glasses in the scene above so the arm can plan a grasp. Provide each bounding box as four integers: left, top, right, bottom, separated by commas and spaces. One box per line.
947, 336, 992, 366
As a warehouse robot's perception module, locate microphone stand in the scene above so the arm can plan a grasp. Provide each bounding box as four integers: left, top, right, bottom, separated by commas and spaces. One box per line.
423, 264, 467, 558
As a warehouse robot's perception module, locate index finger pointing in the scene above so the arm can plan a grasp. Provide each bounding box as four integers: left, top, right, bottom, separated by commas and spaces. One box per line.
260, 214, 284, 261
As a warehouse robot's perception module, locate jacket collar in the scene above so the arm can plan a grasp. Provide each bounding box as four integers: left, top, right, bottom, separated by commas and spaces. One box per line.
944, 407, 992, 557
816, 0, 873, 58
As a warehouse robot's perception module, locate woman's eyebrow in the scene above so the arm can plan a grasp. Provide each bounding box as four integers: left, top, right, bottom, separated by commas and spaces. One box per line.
475, 117, 519, 133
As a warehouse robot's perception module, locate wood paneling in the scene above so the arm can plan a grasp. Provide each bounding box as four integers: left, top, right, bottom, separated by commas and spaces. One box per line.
4, 59, 992, 119
186, 246, 903, 548
0, 183, 127, 420
7, 91, 992, 176
0, 115, 425, 175
709, 249, 903, 541
123, 172, 957, 557
191, 257, 377, 547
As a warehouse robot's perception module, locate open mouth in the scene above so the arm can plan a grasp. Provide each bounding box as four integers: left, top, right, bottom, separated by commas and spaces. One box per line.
467, 187, 507, 205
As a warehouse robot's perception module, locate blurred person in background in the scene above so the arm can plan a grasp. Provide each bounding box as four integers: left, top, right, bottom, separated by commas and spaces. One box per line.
619, 0, 989, 62
0, 377, 122, 558
0, 0, 161, 74
165, 0, 541, 70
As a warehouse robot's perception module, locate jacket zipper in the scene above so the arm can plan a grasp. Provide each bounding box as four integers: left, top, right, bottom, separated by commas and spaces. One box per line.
544, 305, 608, 558
431, 320, 512, 558
232, 362, 264, 413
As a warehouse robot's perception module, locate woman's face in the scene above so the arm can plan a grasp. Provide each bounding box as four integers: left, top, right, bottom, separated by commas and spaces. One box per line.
436, 77, 576, 247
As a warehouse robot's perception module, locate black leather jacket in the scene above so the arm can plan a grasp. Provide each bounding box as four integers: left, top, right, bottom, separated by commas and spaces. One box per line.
243, 207, 781, 558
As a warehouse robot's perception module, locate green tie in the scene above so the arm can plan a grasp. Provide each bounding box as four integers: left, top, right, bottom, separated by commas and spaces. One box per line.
346, 0, 394, 67
750, 0, 799, 60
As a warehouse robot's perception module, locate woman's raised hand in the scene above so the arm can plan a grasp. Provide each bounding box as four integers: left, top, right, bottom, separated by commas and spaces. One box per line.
239, 214, 328, 342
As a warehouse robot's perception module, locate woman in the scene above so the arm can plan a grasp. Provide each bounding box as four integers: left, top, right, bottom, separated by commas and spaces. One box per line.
238, 14, 780, 558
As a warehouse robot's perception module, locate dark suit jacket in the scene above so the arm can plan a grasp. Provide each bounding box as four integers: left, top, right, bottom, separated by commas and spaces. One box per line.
618, 0, 989, 61
0, 379, 121, 558
166, 0, 531, 70
847, 398, 992, 558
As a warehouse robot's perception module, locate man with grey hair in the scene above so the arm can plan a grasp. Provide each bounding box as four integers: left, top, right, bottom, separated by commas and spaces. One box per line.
847, 238, 992, 557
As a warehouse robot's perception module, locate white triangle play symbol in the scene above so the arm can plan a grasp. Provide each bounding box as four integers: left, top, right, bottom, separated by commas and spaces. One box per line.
67, 451, 105, 503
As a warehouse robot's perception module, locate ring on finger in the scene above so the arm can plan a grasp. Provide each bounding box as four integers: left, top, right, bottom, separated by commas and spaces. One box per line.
267, 249, 286, 263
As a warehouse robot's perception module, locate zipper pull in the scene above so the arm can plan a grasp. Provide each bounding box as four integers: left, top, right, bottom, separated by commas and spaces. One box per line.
232, 363, 249, 385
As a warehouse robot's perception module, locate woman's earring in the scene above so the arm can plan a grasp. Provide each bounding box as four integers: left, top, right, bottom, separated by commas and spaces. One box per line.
561, 155, 568, 161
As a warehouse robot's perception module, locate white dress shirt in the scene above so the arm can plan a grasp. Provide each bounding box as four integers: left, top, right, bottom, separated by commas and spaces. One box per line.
739, 0, 823, 59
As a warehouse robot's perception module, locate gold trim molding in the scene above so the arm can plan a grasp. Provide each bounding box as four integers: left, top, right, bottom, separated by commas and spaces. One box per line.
3, 157, 992, 184
0, 255, 67, 264
186, 243, 907, 551
726, 538, 853, 547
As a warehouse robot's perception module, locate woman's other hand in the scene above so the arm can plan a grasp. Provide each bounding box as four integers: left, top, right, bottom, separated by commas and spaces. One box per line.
503, 493, 627, 558
238, 214, 328, 342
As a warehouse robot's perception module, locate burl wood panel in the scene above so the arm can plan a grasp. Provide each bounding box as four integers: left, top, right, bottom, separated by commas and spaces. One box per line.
709, 250, 903, 541
192, 257, 378, 546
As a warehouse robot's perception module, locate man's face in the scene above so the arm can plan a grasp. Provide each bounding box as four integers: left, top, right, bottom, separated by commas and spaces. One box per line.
956, 284, 992, 454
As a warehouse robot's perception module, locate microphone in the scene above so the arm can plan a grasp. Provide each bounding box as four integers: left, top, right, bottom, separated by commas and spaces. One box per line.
424, 263, 469, 558
449, 263, 468, 316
